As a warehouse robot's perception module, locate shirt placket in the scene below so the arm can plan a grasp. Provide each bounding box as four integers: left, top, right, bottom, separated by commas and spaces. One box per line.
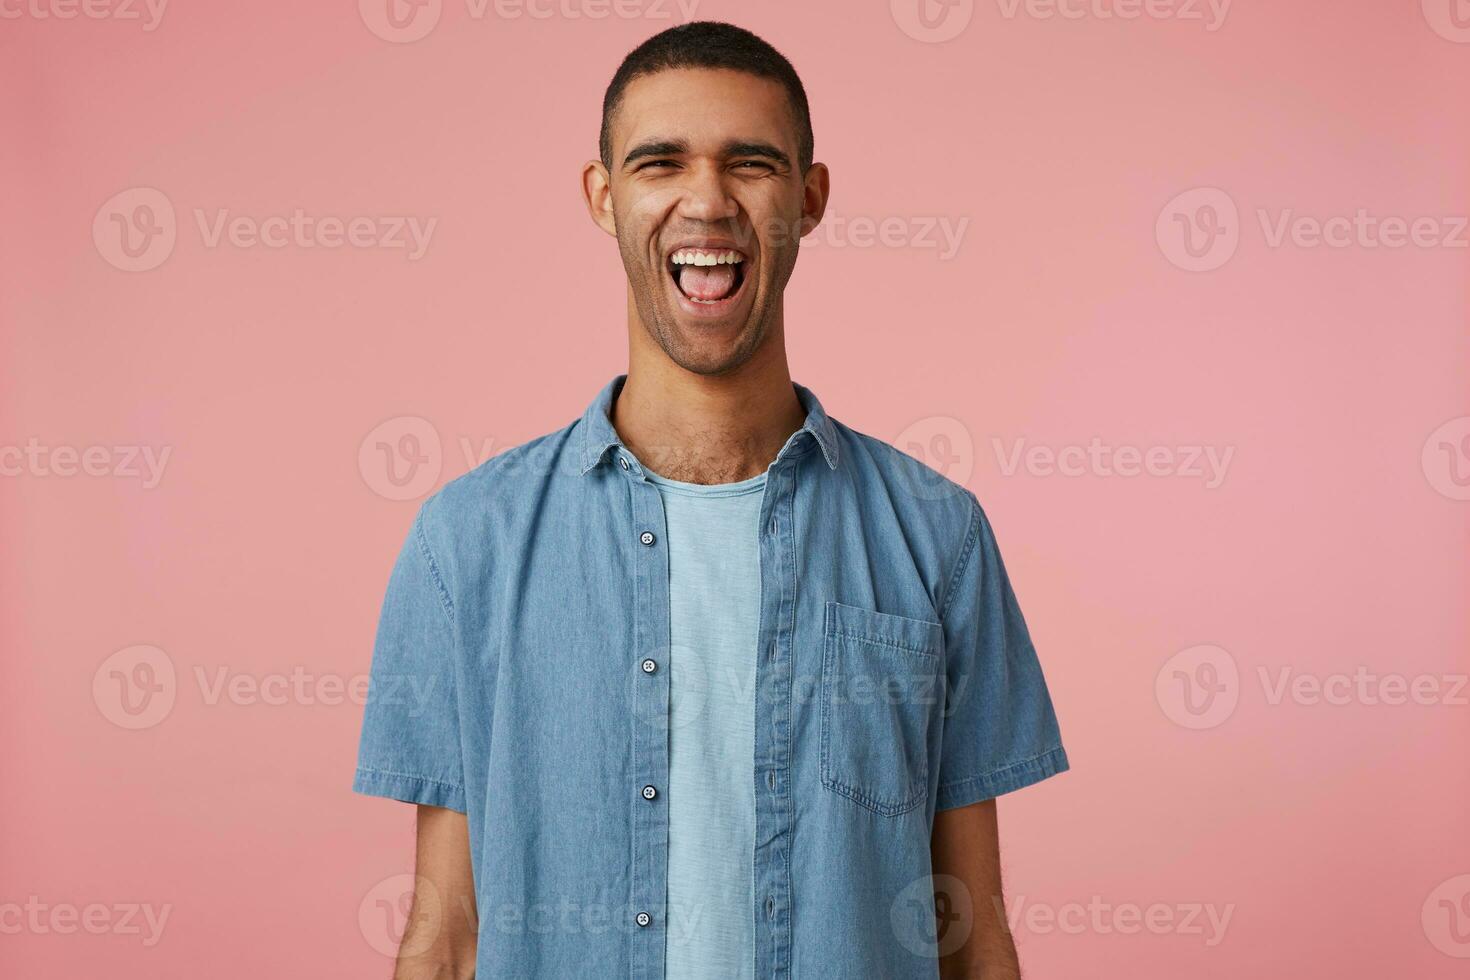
754, 449, 799, 978
622, 450, 671, 980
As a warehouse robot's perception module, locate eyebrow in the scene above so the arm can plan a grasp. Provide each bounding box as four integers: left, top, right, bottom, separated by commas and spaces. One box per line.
723, 141, 790, 168
621, 138, 791, 170
623, 139, 690, 168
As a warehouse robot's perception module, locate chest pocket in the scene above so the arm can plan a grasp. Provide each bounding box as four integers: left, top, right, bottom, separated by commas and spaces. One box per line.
820, 601, 945, 817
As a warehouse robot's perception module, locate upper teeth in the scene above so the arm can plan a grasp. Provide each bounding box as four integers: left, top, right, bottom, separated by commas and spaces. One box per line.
671, 249, 744, 266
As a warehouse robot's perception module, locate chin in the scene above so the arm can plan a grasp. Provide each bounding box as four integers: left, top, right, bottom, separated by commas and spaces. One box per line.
661, 313, 764, 376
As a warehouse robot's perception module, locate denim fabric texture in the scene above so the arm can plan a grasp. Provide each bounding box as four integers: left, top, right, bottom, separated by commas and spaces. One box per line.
354, 374, 1068, 979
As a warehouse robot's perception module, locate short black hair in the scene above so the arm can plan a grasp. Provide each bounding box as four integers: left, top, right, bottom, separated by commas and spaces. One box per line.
599, 21, 814, 173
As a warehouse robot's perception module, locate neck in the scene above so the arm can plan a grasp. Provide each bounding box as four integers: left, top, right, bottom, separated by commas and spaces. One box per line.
612, 320, 806, 485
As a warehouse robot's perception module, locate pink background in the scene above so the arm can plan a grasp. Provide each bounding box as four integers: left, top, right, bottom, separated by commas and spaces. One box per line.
3, 0, 1467, 976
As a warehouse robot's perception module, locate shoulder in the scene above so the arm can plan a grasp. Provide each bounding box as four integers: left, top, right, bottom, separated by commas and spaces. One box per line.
831, 418, 982, 527
828, 418, 992, 605
414, 417, 582, 551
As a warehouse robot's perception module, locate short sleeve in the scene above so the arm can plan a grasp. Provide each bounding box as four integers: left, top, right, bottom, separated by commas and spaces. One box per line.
352, 503, 467, 813
933, 494, 1069, 810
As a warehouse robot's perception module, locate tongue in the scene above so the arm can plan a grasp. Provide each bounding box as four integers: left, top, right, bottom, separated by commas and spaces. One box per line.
677, 264, 737, 301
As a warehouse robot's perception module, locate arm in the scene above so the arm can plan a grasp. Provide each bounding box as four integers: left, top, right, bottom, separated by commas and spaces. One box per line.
930, 798, 1020, 980
394, 805, 478, 980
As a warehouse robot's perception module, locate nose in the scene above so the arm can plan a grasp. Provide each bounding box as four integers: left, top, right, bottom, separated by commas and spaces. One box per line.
674, 163, 737, 223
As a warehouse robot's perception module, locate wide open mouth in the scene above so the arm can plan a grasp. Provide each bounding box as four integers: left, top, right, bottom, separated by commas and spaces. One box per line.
667, 247, 748, 305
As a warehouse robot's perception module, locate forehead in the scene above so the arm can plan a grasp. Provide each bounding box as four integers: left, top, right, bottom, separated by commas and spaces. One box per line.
611, 67, 798, 157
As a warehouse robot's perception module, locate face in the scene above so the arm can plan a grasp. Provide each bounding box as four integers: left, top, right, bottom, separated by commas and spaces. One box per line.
585, 68, 828, 376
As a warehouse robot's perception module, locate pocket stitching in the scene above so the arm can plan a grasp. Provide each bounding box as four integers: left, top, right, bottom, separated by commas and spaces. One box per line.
826, 626, 939, 657
820, 606, 939, 818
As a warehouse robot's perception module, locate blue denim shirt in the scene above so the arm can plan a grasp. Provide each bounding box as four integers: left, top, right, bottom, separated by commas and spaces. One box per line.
354, 375, 1068, 979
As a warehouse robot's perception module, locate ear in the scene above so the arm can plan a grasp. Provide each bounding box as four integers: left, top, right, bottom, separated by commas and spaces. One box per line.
581, 160, 618, 238
798, 162, 831, 239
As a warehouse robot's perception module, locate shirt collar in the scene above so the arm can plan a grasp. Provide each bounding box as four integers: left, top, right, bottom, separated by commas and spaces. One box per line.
578, 374, 840, 475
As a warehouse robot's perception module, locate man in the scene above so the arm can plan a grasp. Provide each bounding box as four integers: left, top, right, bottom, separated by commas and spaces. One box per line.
355, 21, 1067, 980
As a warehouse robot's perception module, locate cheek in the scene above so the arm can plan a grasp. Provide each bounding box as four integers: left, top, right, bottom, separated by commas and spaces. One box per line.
614, 216, 665, 288
618, 186, 684, 242
745, 197, 807, 257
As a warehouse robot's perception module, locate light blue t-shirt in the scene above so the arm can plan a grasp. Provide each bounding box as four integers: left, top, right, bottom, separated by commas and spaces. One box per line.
646, 466, 765, 980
